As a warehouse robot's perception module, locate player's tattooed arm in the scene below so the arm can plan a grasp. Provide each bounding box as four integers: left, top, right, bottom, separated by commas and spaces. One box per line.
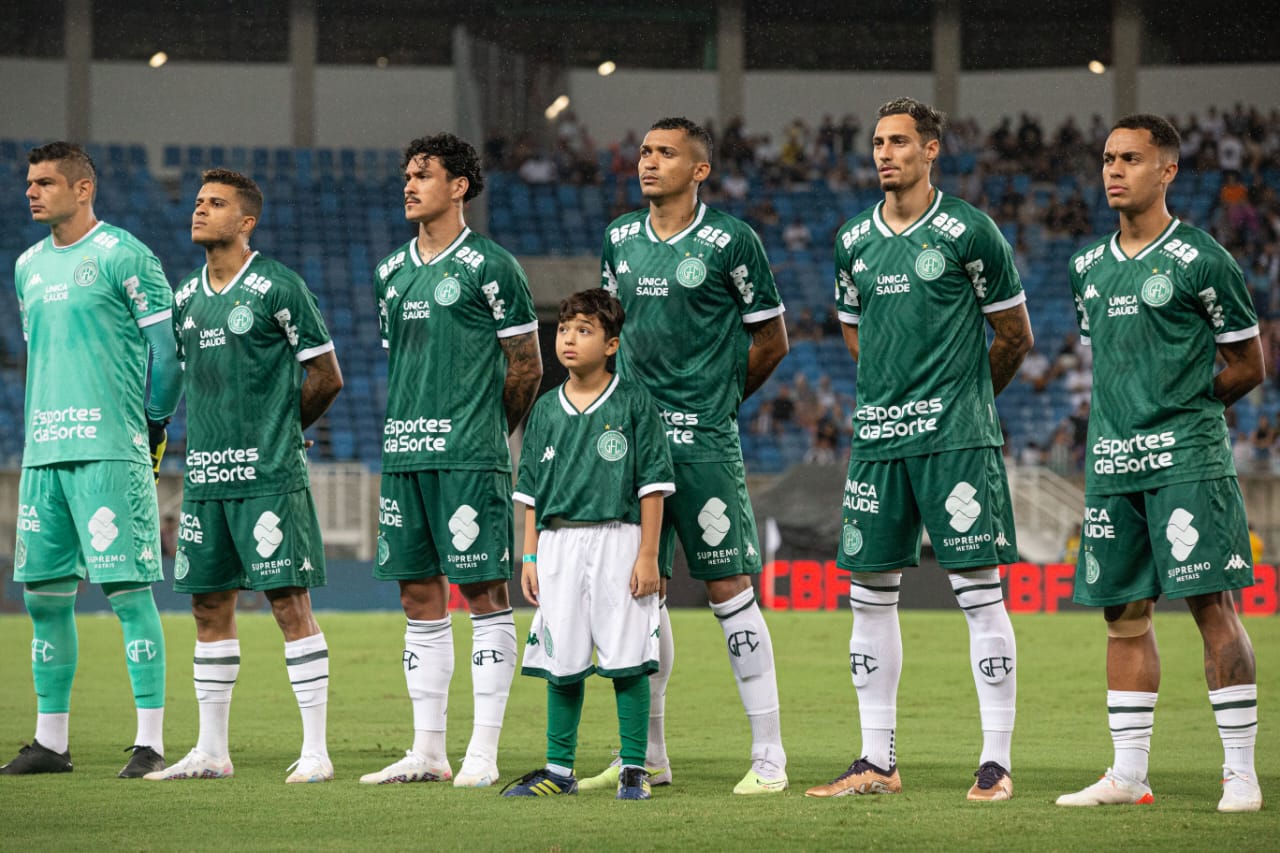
300, 350, 344, 430
986, 303, 1034, 396
500, 330, 543, 432
1213, 335, 1265, 408
743, 315, 789, 400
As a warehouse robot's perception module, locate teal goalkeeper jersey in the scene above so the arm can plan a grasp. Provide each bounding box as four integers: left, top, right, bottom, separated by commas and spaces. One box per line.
376, 228, 538, 473
514, 374, 674, 529
601, 203, 784, 464
173, 252, 334, 500
15, 221, 174, 467
834, 190, 1025, 461
1069, 218, 1258, 494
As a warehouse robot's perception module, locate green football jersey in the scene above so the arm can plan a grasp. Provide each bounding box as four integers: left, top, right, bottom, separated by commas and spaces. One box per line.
834, 190, 1024, 461
514, 374, 674, 529
600, 203, 784, 464
1069, 218, 1258, 494
173, 252, 334, 500
376, 228, 537, 473
15, 221, 174, 467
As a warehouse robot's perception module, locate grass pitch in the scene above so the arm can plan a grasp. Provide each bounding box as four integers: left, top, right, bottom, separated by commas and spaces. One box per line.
0, 609, 1275, 851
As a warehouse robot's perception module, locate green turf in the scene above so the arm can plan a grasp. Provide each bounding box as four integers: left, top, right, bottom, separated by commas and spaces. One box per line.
0, 609, 1274, 851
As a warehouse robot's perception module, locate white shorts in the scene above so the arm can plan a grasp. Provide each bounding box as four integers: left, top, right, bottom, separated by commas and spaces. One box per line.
521, 522, 659, 684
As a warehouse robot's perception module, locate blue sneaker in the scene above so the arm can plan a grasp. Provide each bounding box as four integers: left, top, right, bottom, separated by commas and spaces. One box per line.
501, 767, 578, 797
616, 765, 651, 800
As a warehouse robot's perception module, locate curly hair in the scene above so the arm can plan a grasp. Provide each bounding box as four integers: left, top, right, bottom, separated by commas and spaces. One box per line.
877, 97, 947, 144
402, 133, 485, 201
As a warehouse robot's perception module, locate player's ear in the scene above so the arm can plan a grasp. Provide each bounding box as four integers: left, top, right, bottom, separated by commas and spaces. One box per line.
452, 175, 470, 203
240, 214, 258, 237
924, 137, 940, 164
605, 336, 620, 357
1160, 156, 1178, 187
74, 177, 95, 204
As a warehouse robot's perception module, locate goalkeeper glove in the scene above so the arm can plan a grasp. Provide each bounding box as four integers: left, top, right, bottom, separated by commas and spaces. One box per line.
147, 417, 170, 484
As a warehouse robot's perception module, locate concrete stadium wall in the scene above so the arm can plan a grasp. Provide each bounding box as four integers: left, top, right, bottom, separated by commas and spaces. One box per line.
3, 59, 1276, 157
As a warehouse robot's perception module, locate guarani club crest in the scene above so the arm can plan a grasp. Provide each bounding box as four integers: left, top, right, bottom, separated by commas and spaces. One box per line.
596, 428, 628, 461
227, 304, 254, 334
675, 257, 707, 288
914, 248, 946, 281
1141, 273, 1173, 307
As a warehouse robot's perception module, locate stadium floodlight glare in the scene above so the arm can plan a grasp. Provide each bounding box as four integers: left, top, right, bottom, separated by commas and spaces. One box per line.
149, 51, 168, 68
1088, 60, 1106, 74
545, 94, 571, 120
597, 60, 616, 76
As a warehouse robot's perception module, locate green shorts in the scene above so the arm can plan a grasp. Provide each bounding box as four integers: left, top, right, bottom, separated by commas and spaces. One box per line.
15, 460, 162, 585
660, 459, 762, 581
375, 469, 514, 584
1075, 477, 1254, 606
174, 489, 326, 593
836, 446, 1018, 572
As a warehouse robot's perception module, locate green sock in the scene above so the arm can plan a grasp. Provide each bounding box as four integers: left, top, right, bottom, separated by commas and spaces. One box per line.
614, 674, 650, 768
25, 579, 80, 714
103, 584, 166, 709
546, 680, 585, 771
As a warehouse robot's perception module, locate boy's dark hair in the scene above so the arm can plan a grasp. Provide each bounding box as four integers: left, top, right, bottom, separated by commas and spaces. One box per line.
650, 116, 713, 164
877, 97, 947, 144
560, 289, 625, 339
1113, 113, 1181, 162
28, 141, 97, 195
402, 133, 485, 201
201, 168, 264, 219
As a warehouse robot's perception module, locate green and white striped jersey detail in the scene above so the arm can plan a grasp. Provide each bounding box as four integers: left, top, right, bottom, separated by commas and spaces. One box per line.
1069, 218, 1258, 494
601, 203, 784, 463
376, 228, 538, 473
174, 252, 333, 500
834, 190, 1024, 461
15, 221, 174, 467
514, 374, 674, 529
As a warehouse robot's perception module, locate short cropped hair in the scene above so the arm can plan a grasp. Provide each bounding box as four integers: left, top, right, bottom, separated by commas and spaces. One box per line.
402, 133, 485, 201
559, 289, 625, 340
28, 141, 97, 194
201, 168, 264, 219
650, 116, 713, 164
1113, 114, 1181, 162
877, 97, 947, 144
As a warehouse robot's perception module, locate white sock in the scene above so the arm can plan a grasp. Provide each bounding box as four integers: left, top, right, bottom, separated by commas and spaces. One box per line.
950, 569, 1017, 770
285, 632, 329, 758
405, 616, 452, 762
710, 588, 785, 768
35, 712, 69, 754
466, 608, 516, 762
1108, 690, 1157, 782
135, 707, 164, 756
849, 572, 902, 770
193, 639, 240, 758
648, 599, 674, 767
1209, 684, 1257, 777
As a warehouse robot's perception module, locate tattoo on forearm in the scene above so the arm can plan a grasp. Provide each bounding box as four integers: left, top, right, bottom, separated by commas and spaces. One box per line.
501, 332, 543, 432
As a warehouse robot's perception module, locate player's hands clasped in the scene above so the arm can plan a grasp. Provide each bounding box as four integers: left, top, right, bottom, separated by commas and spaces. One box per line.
146, 417, 169, 485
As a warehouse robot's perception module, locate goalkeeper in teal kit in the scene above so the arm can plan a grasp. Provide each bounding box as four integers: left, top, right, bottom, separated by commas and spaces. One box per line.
4, 143, 181, 778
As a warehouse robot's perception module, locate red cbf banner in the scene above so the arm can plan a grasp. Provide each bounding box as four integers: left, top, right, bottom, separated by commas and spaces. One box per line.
760, 561, 1279, 614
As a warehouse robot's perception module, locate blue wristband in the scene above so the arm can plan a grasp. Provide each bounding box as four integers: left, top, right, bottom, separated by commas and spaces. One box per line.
523, 554, 537, 564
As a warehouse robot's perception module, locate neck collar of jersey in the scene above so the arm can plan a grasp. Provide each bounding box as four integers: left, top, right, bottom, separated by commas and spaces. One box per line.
411, 226, 470, 267
49, 220, 104, 251
1109, 217, 1180, 262
558, 373, 620, 416
872, 186, 943, 238
202, 250, 259, 297
645, 202, 706, 244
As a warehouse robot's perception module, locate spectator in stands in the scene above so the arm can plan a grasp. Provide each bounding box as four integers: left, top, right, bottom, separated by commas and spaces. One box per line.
837, 114, 861, 157
1047, 423, 1075, 476
160, 514, 177, 559
1251, 414, 1276, 466
769, 384, 797, 435
820, 306, 843, 338
1232, 428, 1256, 474
804, 403, 842, 465
791, 372, 820, 428
747, 196, 779, 230
1018, 346, 1051, 392
518, 149, 556, 184
782, 216, 813, 252
723, 165, 749, 201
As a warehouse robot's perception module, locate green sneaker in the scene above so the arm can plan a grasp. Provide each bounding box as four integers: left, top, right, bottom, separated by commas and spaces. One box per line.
733, 765, 788, 795
578, 756, 672, 791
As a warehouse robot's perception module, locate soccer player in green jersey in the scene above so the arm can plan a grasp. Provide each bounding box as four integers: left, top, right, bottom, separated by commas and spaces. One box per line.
582, 117, 791, 795
503, 289, 673, 800
146, 170, 343, 784
362, 134, 542, 788
807, 99, 1032, 801
3, 143, 182, 778
1056, 115, 1264, 813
